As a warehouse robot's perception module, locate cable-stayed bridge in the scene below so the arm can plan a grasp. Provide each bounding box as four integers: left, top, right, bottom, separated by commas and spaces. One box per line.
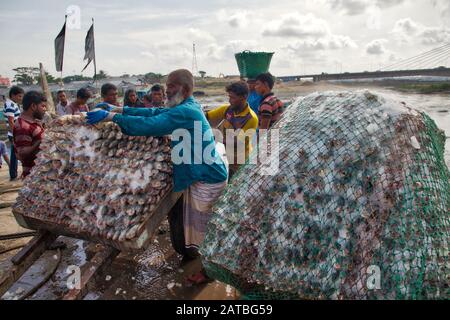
279, 43, 450, 82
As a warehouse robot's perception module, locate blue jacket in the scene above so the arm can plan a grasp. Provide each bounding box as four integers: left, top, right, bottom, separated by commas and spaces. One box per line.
112, 96, 228, 192
248, 91, 263, 115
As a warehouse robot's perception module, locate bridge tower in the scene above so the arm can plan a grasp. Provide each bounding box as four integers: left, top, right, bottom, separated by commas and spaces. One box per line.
192, 43, 199, 76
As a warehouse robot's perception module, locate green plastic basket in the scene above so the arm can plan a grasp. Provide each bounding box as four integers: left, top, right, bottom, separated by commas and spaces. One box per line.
235, 51, 274, 79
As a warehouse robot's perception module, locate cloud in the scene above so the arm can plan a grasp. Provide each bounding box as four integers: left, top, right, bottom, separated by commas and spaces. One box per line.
227, 12, 249, 28
264, 13, 357, 54
393, 18, 420, 36
431, 0, 450, 21
392, 18, 450, 45
366, 39, 388, 55
327, 0, 405, 15
262, 13, 329, 38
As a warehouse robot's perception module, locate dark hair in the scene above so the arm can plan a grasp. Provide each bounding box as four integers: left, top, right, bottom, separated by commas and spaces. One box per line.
101, 83, 117, 97
150, 84, 164, 93
77, 88, 91, 100
9, 86, 24, 99
22, 91, 47, 111
226, 81, 249, 97
124, 88, 141, 107
57, 90, 65, 95
256, 73, 275, 90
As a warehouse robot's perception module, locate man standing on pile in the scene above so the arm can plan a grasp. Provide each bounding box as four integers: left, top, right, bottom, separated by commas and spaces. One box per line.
255, 73, 284, 130
85, 69, 228, 285
3, 86, 24, 180
13, 91, 46, 178
206, 81, 258, 177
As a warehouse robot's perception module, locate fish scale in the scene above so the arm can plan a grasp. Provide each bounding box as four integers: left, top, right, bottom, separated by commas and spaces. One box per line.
13, 114, 174, 243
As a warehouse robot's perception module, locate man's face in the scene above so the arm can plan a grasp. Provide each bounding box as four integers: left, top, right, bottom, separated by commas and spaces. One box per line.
166, 77, 185, 108
247, 80, 256, 91
12, 93, 24, 104
78, 97, 89, 105
104, 89, 118, 105
32, 102, 47, 120
58, 92, 67, 105
228, 92, 246, 110
128, 92, 137, 104
254, 80, 268, 95
151, 90, 164, 105
166, 78, 182, 101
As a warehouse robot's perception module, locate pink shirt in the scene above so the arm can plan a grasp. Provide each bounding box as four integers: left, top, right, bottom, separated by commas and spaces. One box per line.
67, 102, 89, 115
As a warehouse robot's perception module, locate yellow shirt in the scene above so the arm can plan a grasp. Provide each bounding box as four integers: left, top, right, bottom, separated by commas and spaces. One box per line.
207, 103, 258, 164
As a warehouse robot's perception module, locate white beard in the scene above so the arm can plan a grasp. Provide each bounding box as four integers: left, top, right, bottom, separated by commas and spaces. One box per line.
166, 90, 184, 108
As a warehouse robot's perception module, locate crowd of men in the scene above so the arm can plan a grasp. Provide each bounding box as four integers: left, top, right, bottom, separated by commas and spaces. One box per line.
1, 83, 169, 179
1, 70, 283, 285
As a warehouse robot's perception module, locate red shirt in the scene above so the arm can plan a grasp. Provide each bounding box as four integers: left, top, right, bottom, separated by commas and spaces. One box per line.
13, 116, 45, 176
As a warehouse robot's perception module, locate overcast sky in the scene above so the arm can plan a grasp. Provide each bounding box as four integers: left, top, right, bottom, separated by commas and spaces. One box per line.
1, 0, 450, 79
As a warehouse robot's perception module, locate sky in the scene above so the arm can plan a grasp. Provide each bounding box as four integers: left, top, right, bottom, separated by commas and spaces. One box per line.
0, 0, 450, 80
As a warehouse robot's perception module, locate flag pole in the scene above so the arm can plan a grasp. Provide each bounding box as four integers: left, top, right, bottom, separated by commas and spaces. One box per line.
92, 18, 97, 88
60, 15, 67, 87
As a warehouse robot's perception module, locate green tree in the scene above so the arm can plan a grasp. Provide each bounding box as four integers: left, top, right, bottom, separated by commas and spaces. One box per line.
13, 67, 40, 85
199, 71, 206, 78
35, 72, 57, 84
96, 70, 109, 80
143, 72, 163, 84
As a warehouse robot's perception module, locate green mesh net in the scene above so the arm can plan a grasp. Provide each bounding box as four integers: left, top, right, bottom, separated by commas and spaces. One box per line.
200, 91, 450, 300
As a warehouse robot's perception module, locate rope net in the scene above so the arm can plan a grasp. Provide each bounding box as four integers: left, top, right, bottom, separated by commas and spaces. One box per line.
200, 91, 450, 300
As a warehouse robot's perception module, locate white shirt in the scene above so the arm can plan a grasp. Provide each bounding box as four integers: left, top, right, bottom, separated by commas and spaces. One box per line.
56, 102, 70, 116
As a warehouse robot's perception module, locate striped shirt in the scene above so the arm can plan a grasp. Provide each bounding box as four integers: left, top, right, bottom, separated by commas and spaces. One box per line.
258, 93, 284, 128
3, 100, 21, 137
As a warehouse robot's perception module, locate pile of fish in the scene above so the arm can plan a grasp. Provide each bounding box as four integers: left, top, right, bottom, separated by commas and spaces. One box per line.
13, 115, 173, 243
201, 91, 450, 300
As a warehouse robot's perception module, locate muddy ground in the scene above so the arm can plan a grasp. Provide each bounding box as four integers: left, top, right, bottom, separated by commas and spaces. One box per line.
0, 164, 237, 300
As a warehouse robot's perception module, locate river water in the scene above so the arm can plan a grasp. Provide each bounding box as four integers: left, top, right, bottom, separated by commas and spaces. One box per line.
198, 85, 450, 168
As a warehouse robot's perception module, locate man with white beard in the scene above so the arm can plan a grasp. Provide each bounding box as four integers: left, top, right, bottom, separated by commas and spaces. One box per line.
86, 69, 228, 285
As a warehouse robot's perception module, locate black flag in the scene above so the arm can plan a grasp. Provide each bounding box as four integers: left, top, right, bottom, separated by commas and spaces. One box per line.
54, 17, 66, 72
82, 19, 96, 77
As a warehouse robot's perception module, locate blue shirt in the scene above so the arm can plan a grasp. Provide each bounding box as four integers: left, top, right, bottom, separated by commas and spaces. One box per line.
113, 96, 228, 192
3, 100, 21, 137
248, 91, 263, 115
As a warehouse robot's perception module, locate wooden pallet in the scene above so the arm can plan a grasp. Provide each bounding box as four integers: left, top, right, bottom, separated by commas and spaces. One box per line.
13, 192, 182, 252
1, 191, 182, 300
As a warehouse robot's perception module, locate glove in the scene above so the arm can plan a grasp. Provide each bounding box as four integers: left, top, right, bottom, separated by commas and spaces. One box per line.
95, 103, 115, 112
86, 109, 112, 125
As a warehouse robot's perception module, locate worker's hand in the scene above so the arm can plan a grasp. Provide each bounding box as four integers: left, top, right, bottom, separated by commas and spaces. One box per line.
86, 109, 114, 125
95, 103, 115, 112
